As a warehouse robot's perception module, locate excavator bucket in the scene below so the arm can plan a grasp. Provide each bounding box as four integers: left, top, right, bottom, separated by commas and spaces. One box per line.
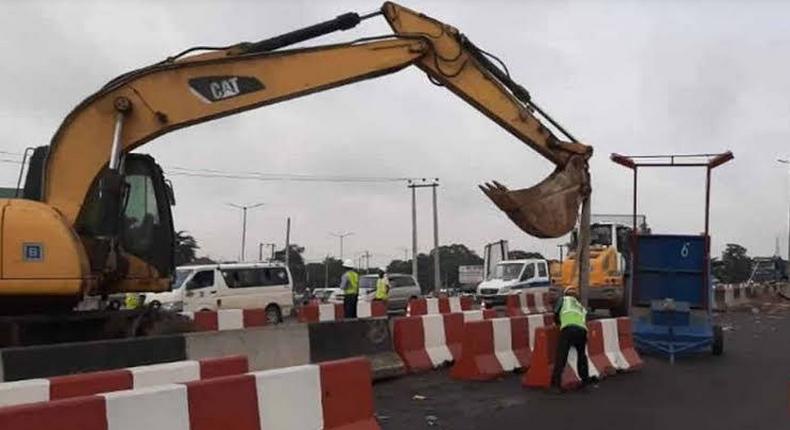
480, 155, 589, 238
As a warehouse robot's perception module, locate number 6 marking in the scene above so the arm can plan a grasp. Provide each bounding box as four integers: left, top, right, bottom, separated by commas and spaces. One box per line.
681, 243, 690, 258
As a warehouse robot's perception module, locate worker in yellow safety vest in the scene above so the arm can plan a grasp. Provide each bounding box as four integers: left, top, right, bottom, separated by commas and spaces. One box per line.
340, 259, 359, 318
374, 268, 390, 301
550, 286, 593, 392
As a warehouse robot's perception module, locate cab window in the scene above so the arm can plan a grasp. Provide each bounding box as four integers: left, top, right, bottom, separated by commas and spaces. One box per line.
520, 263, 536, 282
538, 263, 547, 278
221, 267, 290, 288
186, 270, 214, 290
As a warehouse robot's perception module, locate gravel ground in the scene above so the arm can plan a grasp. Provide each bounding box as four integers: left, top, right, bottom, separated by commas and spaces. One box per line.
373, 299, 790, 430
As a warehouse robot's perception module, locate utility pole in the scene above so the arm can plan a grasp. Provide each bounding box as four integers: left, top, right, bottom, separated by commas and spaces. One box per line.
779, 159, 790, 261
557, 244, 565, 264
324, 255, 329, 289
227, 202, 265, 261
330, 231, 354, 260
361, 250, 371, 272
408, 178, 440, 293
285, 217, 291, 268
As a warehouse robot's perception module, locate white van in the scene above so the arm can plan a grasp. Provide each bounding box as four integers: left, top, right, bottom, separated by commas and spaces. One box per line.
145, 262, 293, 323
476, 259, 551, 307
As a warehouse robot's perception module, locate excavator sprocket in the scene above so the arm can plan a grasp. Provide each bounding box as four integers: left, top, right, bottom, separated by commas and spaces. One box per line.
480, 155, 589, 238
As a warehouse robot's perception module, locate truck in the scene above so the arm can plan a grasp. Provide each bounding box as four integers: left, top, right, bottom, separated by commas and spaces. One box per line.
552, 214, 650, 316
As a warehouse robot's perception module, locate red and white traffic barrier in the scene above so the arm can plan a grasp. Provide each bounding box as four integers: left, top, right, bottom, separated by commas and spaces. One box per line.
297, 303, 344, 323
182, 309, 268, 331
461, 309, 498, 322
712, 283, 751, 311
523, 317, 642, 390
356, 300, 388, 319
450, 316, 532, 381
406, 296, 473, 316
393, 313, 464, 372
0, 355, 247, 408
505, 291, 552, 316
0, 357, 378, 430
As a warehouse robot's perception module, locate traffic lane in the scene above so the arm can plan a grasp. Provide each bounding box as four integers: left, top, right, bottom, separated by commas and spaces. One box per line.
374, 307, 790, 429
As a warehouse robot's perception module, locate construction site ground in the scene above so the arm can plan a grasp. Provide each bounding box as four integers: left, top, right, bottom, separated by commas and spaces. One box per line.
374, 299, 790, 430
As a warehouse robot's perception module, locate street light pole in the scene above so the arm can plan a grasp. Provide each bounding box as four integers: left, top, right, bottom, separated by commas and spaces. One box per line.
227, 202, 265, 261
779, 159, 790, 261
330, 231, 354, 260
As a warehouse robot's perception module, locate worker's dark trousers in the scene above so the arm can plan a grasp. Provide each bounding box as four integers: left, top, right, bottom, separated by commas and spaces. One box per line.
551, 325, 590, 387
344, 294, 358, 319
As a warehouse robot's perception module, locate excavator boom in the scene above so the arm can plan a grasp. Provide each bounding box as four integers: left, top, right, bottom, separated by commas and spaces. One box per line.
4, 2, 592, 306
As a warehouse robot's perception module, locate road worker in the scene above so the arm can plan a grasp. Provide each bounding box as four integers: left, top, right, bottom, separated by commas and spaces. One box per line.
340, 259, 360, 318
374, 268, 390, 301
551, 286, 592, 392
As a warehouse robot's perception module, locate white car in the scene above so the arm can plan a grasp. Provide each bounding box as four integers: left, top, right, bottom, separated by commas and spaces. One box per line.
476, 259, 551, 307
145, 262, 293, 323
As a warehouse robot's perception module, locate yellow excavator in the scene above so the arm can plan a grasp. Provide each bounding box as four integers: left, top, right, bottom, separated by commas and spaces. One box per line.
0, 2, 591, 316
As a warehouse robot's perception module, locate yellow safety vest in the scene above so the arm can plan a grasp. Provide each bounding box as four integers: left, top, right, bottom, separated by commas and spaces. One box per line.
559, 296, 587, 330
375, 278, 389, 300
344, 270, 359, 295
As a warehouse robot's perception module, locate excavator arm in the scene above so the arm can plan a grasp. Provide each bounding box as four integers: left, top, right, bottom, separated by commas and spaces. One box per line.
11, 2, 591, 302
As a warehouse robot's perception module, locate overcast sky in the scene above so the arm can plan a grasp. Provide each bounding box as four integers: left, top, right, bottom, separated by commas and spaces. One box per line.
1, 0, 788, 267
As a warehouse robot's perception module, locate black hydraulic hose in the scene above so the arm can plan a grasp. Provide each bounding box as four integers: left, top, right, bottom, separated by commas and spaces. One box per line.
242, 11, 378, 54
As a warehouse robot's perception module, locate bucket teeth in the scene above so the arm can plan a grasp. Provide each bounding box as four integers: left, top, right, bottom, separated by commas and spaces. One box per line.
480, 156, 589, 238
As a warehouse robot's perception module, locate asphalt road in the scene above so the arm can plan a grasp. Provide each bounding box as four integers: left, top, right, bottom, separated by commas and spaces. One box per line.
374, 300, 790, 430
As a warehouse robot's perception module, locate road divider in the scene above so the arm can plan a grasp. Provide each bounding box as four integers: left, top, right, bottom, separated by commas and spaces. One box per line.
308, 317, 403, 380
182, 309, 268, 331
505, 291, 552, 316
450, 316, 532, 381
0, 357, 379, 430
297, 303, 343, 323
393, 313, 463, 372
523, 317, 642, 391
407, 296, 473, 316
0, 355, 246, 408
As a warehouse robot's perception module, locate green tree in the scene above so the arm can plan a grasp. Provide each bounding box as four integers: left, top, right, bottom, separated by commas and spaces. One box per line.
386, 244, 483, 292
174, 230, 199, 266
508, 250, 545, 260
274, 244, 306, 291
713, 243, 752, 283
305, 257, 345, 291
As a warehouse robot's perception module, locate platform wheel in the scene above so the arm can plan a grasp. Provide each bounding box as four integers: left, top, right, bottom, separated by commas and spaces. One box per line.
712, 324, 724, 356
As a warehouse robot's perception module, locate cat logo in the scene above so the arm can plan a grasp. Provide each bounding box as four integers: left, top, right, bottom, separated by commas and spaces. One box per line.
188, 76, 265, 103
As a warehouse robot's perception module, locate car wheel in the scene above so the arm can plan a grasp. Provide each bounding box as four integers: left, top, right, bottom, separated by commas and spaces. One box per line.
149, 300, 162, 310
265, 305, 282, 324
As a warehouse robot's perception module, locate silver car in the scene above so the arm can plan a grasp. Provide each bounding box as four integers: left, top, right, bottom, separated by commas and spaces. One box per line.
358, 273, 422, 312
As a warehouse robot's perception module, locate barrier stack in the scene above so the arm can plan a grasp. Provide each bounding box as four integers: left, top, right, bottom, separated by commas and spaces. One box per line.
0, 357, 379, 430
407, 296, 473, 316
297, 303, 344, 323
523, 317, 642, 391
450, 316, 533, 381
182, 309, 268, 332
0, 356, 248, 408
505, 291, 553, 316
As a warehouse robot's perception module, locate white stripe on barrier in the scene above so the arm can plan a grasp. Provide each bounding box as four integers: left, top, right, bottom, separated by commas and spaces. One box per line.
527, 314, 547, 351
567, 346, 600, 379
462, 310, 483, 322
600, 318, 629, 370
103, 384, 190, 430
492, 318, 519, 371
357, 301, 372, 318
180, 311, 194, 320
255, 364, 323, 430
0, 378, 49, 407
318, 303, 336, 321
534, 293, 548, 313
423, 314, 453, 366
426, 298, 440, 314
217, 309, 244, 330
448, 297, 462, 313
131, 361, 201, 388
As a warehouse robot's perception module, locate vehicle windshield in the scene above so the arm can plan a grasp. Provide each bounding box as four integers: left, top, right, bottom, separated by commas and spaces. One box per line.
172, 269, 193, 290
590, 224, 613, 247
359, 276, 377, 291
491, 263, 524, 281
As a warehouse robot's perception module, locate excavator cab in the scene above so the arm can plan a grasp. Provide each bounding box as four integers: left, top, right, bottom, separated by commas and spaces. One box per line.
75, 154, 175, 291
